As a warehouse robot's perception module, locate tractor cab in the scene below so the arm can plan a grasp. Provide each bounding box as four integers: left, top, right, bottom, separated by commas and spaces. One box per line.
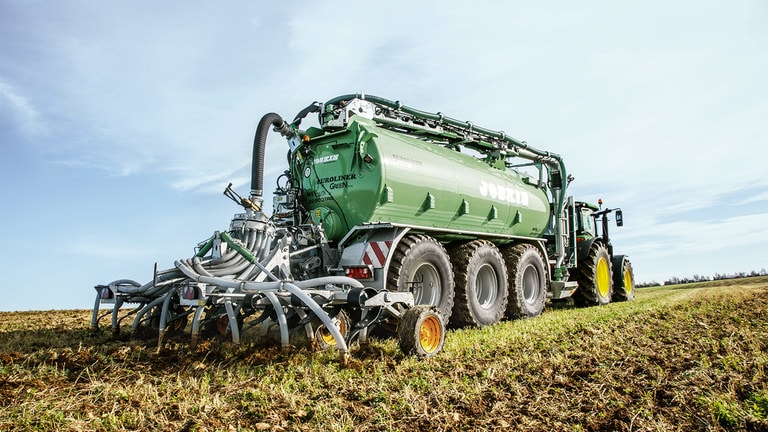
574, 201, 600, 242
574, 199, 623, 253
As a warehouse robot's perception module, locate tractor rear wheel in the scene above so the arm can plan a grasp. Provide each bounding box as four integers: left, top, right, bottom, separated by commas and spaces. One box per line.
504, 243, 547, 319
573, 243, 613, 306
398, 305, 446, 358
449, 240, 508, 327
388, 234, 455, 321
612, 256, 635, 301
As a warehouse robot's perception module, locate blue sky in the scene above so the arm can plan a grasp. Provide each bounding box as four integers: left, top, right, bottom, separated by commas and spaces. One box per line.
1, 1, 766, 311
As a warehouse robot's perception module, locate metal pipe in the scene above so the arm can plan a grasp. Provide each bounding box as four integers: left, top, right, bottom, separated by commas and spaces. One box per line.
90, 292, 102, 330
282, 282, 348, 355
292, 276, 365, 290
264, 291, 289, 348
224, 296, 240, 343
130, 293, 168, 334
157, 290, 176, 349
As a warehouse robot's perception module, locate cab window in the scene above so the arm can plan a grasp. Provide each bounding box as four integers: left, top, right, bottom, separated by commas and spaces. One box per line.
578, 208, 596, 237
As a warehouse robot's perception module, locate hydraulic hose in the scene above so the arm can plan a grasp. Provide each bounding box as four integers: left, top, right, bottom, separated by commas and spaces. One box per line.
251, 113, 290, 199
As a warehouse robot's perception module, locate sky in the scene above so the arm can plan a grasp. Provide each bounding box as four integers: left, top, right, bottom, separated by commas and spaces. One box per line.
1, 0, 766, 311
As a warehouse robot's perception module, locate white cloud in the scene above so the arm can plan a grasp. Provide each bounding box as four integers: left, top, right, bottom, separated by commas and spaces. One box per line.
735, 190, 768, 205
0, 78, 46, 137
621, 213, 768, 255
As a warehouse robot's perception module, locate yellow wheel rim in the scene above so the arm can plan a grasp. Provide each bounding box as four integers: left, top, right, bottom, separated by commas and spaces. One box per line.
419, 315, 442, 354
623, 268, 633, 296
596, 257, 611, 298
318, 316, 346, 346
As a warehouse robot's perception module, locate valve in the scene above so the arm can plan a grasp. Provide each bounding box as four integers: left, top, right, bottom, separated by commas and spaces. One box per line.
223, 183, 261, 212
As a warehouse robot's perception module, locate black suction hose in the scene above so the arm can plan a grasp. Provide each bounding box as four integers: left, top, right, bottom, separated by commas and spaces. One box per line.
251, 113, 288, 198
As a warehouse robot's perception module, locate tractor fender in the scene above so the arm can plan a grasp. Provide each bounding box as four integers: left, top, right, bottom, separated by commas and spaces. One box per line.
611, 254, 628, 272
576, 236, 599, 264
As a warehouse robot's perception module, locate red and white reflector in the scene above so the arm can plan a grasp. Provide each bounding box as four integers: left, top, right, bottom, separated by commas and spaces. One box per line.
362, 241, 392, 268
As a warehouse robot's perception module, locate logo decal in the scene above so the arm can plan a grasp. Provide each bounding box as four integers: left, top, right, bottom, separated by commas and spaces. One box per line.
479, 180, 530, 207
313, 154, 339, 164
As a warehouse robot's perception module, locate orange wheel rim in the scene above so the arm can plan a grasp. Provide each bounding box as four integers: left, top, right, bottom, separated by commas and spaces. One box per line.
216, 316, 229, 335
419, 315, 442, 353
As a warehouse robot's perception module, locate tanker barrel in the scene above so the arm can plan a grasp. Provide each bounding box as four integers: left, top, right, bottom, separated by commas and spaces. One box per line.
321, 93, 571, 276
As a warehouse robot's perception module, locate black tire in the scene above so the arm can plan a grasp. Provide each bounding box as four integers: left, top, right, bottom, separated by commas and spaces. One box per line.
164, 304, 190, 335
133, 306, 161, 339
201, 305, 244, 339
449, 240, 508, 327
612, 256, 635, 302
573, 243, 613, 306
388, 234, 455, 321
397, 305, 446, 358
503, 243, 548, 319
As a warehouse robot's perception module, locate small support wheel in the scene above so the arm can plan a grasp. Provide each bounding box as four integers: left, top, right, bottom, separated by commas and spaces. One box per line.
398, 305, 446, 358
313, 310, 351, 351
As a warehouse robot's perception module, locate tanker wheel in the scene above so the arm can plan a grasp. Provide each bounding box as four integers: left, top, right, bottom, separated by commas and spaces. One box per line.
573, 243, 613, 307
612, 256, 635, 302
504, 243, 548, 319
449, 240, 508, 327
388, 234, 455, 321
398, 305, 446, 358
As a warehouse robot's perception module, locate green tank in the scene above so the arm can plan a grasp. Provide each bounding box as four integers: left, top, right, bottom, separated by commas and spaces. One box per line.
295, 116, 551, 242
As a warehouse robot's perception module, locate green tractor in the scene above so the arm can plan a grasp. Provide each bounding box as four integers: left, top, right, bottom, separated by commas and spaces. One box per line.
570, 199, 635, 306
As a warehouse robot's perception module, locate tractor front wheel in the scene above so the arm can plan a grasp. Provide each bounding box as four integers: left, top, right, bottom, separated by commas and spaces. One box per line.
612, 256, 635, 301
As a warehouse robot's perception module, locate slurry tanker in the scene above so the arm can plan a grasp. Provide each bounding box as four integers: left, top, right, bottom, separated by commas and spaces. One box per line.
92, 94, 635, 360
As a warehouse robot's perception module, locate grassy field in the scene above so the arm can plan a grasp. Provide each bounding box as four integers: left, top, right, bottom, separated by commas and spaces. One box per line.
1, 277, 767, 431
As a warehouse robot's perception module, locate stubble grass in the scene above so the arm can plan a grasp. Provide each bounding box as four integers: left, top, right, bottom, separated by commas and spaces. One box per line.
1, 277, 766, 431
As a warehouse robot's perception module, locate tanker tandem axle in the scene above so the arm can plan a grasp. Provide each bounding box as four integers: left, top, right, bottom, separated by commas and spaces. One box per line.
91, 94, 635, 360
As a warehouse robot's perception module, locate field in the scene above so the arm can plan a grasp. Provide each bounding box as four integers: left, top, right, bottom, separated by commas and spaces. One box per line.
1, 277, 767, 431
